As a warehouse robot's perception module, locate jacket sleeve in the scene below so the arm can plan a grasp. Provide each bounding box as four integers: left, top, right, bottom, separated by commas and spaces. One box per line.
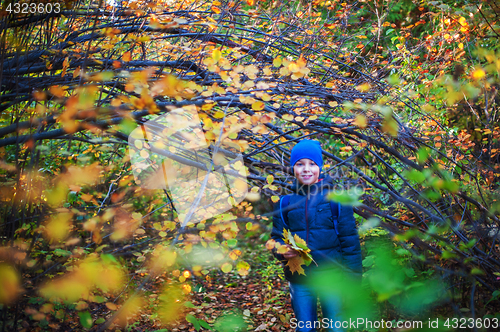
337, 204, 362, 278
270, 200, 287, 262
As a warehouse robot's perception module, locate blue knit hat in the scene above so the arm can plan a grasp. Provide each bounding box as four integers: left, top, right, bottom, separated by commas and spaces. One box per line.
290, 140, 323, 171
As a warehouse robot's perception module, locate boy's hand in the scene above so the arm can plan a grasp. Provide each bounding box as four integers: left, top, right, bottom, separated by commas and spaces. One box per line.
282, 244, 299, 259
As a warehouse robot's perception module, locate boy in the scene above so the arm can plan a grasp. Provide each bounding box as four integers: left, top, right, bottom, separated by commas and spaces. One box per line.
270, 140, 362, 332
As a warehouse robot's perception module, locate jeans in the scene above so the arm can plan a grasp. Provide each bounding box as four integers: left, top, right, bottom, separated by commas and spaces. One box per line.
289, 282, 344, 332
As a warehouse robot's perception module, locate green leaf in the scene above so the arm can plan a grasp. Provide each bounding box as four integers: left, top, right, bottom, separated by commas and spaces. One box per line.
186, 314, 201, 331
441, 250, 456, 259
184, 301, 196, 308
358, 217, 380, 234
199, 319, 213, 330
295, 242, 309, 251
79, 311, 93, 329
93, 296, 106, 304
226, 239, 237, 247
405, 268, 415, 278
416, 147, 429, 164
213, 313, 246, 332
362, 255, 375, 267
327, 188, 362, 206
95, 317, 105, 324
406, 170, 426, 183
53, 248, 72, 257
118, 118, 137, 136
387, 74, 401, 85
442, 180, 459, 193
487, 290, 500, 304
101, 254, 118, 265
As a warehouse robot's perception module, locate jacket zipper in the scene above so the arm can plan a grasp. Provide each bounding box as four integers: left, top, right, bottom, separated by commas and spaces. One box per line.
305, 195, 309, 244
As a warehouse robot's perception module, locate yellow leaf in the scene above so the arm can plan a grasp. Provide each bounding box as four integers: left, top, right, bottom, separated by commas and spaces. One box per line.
45, 212, 73, 242
279, 67, 290, 76
271, 195, 279, 203
202, 103, 215, 111
273, 56, 282, 67
212, 48, 221, 62
182, 284, 191, 294
229, 249, 241, 260
282, 114, 294, 121
471, 68, 485, 80
382, 118, 398, 137
356, 83, 371, 92
236, 261, 250, 276
158, 286, 184, 324
0, 263, 20, 305
293, 234, 307, 248
150, 246, 177, 274
252, 101, 265, 111
297, 54, 307, 67
354, 114, 367, 128
114, 296, 143, 327
277, 245, 288, 254
288, 62, 299, 73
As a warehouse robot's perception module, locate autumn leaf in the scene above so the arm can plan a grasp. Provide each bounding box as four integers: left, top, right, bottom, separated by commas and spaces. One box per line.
471, 68, 485, 80
265, 239, 276, 250
354, 114, 367, 128
286, 256, 305, 275
252, 101, 265, 111
212, 48, 222, 62
122, 51, 131, 62
282, 229, 316, 275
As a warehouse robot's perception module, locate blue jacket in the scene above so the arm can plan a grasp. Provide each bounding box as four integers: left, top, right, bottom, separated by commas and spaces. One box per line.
271, 176, 362, 283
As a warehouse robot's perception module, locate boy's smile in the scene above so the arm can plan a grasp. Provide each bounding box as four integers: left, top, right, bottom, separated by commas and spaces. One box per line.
293, 158, 320, 185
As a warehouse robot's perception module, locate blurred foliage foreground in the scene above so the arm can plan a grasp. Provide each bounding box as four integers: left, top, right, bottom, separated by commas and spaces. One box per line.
1, 0, 500, 330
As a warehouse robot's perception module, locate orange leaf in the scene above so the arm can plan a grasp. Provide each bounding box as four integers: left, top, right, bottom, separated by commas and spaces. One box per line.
265, 239, 276, 250
286, 256, 305, 275
106, 302, 117, 310
49, 85, 66, 98
122, 51, 131, 62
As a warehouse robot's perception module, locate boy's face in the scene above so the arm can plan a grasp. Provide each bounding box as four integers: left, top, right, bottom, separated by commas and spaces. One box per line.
293, 158, 320, 185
